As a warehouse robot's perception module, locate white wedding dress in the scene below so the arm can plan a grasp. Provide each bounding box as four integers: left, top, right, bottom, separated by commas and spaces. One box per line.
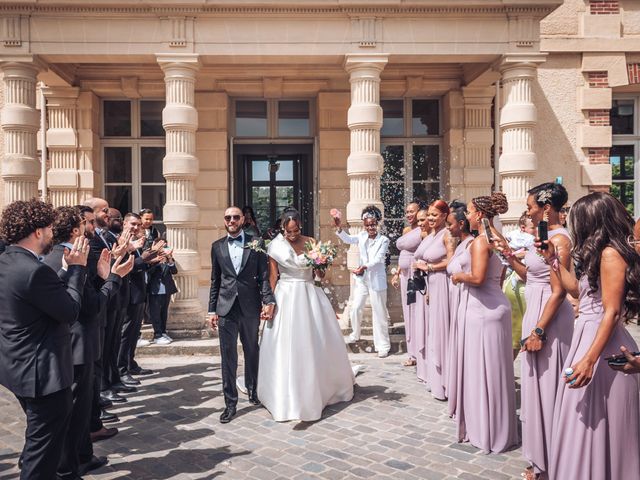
257, 234, 355, 422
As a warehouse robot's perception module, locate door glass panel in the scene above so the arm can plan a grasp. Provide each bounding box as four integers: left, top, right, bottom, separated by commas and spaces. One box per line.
381, 145, 404, 181
275, 186, 294, 212
413, 145, 440, 181
276, 160, 294, 181
413, 182, 440, 204
251, 186, 271, 230
611, 99, 634, 135
385, 219, 405, 256
140, 101, 165, 137
252, 160, 270, 182
103, 100, 131, 137
141, 186, 166, 221
412, 99, 439, 136
278, 101, 310, 137
381, 182, 404, 219
105, 185, 132, 216
236, 101, 268, 137
141, 147, 165, 183
381, 100, 404, 137
104, 147, 132, 183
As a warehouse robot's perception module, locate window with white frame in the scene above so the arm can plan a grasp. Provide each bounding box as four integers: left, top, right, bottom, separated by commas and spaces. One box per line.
102, 100, 166, 226
611, 96, 640, 217
380, 98, 442, 254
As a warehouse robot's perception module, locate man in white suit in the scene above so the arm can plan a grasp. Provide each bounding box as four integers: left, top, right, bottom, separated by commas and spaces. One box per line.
335, 205, 391, 358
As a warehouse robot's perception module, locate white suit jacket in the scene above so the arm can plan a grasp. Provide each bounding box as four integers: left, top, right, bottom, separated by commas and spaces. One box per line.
336, 230, 389, 292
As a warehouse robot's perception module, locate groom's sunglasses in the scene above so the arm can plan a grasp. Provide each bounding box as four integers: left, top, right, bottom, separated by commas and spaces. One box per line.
224, 215, 242, 222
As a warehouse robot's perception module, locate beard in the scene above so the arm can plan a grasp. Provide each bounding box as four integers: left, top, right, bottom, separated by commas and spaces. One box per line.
225, 224, 242, 235
110, 221, 123, 234
41, 238, 54, 256
84, 230, 95, 240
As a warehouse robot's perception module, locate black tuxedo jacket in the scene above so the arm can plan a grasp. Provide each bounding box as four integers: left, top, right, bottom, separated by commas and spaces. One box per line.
148, 262, 178, 296
0, 246, 86, 397
208, 234, 275, 318
43, 244, 121, 365
128, 250, 150, 305
0, 239, 5, 255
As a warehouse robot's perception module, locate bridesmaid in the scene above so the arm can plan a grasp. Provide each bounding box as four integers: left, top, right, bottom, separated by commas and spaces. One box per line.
546, 193, 640, 480
445, 201, 473, 417
451, 192, 518, 453
412, 209, 432, 383
391, 201, 423, 367
414, 200, 454, 400
498, 183, 574, 479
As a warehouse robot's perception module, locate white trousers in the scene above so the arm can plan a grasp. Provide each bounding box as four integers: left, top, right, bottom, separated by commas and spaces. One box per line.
349, 284, 391, 354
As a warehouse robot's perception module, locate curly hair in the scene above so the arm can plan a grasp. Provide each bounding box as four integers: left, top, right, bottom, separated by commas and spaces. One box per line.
472, 192, 509, 218
0, 199, 56, 245
568, 192, 640, 320
361, 205, 382, 222
528, 182, 568, 212
52, 206, 82, 245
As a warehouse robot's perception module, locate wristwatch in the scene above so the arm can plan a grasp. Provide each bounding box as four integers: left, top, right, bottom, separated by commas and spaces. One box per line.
533, 327, 547, 341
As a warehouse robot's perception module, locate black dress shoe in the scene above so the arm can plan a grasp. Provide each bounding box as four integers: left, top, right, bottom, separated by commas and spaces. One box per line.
78, 455, 108, 475
219, 406, 236, 424
112, 382, 137, 393
90, 426, 118, 443
120, 374, 141, 385
248, 392, 261, 406
101, 390, 127, 403
100, 410, 119, 424
98, 396, 113, 409
129, 366, 154, 375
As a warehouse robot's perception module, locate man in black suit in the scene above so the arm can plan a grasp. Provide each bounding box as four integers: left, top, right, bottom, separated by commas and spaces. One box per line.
0, 238, 6, 254
147, 250, 178, 344
0, 199, 88, 480
208, 206, 276, 423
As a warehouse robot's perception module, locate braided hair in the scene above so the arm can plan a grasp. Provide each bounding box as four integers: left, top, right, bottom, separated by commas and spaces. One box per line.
472, 192, 508, 218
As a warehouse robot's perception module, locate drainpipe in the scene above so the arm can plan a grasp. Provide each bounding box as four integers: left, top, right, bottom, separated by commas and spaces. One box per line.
39, 84, 48, 201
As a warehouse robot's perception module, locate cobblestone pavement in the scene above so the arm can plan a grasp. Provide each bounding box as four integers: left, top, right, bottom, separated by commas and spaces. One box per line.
1, 323, 639, 480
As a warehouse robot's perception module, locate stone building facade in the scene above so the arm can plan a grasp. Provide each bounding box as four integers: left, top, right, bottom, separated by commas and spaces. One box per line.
0, 0, 638, 335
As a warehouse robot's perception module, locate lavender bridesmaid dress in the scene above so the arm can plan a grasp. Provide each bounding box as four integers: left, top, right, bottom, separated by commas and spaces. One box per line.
456, 248, 518, 453
549, 276, 640, 480
396, 227, 423, 360
520, 228, 574, 475
421, 228, 450, 400
413, 234, 434, 383
446, 236, 473, 417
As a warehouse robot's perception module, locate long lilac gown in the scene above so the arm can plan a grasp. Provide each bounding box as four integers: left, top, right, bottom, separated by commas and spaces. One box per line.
413, 234, 434, 383
549, 276, 640, 480
421, 227, 450, 400
446, 236, 473, 417
456, 247, 518, 453
396, 227, 423, 360
520, 228, 574, 475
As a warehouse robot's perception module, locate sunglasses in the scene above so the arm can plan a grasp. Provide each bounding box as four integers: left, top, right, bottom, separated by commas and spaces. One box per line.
560, 208, 570, 214
101, 208, 109, 214
224, 215, 242, 222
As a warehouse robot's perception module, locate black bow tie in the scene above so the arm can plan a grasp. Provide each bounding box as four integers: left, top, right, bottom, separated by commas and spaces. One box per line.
228, 235, 243, 243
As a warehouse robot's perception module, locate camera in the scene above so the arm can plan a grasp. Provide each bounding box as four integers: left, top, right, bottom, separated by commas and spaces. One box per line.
406, 270, 427, 305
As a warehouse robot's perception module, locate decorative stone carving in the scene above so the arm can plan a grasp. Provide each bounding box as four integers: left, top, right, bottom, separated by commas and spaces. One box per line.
351, 17, 381, 48
157, 53, 203, 336
498, 54, 546, 228
0, 56, 44, 203
1, 16, 22, 47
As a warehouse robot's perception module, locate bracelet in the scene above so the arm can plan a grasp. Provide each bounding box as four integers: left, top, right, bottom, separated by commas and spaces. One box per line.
427, 263, 433, 273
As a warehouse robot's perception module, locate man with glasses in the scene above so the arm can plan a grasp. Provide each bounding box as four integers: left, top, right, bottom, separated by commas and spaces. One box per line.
208, 206, 275, 423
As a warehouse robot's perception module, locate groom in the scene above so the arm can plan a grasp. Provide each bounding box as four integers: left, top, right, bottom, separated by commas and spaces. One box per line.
208, 206, 275, 423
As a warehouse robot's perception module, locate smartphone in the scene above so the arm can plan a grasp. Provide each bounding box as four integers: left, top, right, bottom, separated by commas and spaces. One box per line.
604, 352, 640, 366
481, 218, 493, 244
538, 220, 548, 250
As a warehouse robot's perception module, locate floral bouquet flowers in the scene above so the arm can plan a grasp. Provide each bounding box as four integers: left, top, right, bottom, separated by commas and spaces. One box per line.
303, 240, 338, 273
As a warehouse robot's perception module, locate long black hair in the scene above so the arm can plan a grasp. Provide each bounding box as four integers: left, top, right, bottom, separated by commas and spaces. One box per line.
449, 200, 470, 234
568, 192, 640, 319
528, 182, 568, 212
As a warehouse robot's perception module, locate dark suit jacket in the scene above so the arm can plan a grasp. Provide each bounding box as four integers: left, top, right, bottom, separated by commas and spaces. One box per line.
148, 262, 178, 296
0, 246, 86, 397
208, 234, 275, 318
128, 250, 150, 305
0, 239, 6, 255
43, 244, 122, 366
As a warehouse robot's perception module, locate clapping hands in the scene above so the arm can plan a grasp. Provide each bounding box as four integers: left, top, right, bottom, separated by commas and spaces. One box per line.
63, 236, 90, 267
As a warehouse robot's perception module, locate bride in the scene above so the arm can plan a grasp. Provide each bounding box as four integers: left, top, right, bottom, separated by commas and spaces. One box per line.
257, 208, 355, 422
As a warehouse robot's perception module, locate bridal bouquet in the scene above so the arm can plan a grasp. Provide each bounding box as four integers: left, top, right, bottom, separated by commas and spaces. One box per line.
303, 240, 338, 273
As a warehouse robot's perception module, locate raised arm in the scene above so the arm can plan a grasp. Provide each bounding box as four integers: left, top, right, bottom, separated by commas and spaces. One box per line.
336, 228, 359, 245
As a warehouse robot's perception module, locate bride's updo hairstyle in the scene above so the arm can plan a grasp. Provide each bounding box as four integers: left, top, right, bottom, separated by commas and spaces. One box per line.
528, 182, 568, 212
361, 205, 382, 223
472, 192, 509, 219
280, 207, 302, 231
568, 192, 640, 320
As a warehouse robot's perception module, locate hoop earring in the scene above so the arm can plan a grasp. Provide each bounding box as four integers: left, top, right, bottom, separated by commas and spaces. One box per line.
627, 235, 639, 248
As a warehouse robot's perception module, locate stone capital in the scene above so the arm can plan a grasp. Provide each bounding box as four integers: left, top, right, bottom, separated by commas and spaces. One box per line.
496, 53, 547, 78
41, 86, 80, 107
156, 53, 201, 73
0, 54, 47, 73
344, 54, 388, 75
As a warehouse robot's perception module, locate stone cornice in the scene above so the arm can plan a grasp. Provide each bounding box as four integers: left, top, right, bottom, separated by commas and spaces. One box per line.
0, 3, 560, 18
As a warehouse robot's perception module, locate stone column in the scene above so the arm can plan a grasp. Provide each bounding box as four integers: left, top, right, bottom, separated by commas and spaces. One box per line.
42, 86, 79, 207
0, 56, 43, 203
498, 54, 546, 227
343, 54, 387, 269
157, 53, 203, 337
462, 86, 495, 199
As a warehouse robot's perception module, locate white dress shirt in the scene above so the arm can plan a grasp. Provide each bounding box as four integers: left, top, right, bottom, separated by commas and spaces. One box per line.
227, 231, 245, 274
